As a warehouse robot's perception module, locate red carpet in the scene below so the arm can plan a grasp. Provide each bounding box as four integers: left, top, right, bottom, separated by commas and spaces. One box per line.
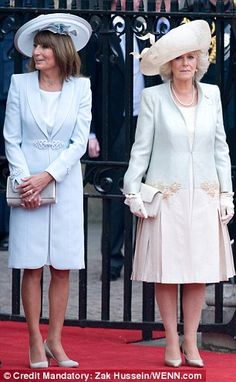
0, 321, 235, 381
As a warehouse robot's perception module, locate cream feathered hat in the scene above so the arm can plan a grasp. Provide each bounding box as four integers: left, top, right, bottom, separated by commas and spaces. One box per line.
138, 20, 211, 76
14, 13, 92, 57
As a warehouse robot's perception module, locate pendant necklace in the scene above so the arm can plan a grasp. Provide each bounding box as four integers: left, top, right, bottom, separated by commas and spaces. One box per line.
171, 84, 195, 107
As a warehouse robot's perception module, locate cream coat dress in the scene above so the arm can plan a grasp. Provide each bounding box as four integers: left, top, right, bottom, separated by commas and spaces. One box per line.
4, 72, 92, 270
123, 81, 235, 284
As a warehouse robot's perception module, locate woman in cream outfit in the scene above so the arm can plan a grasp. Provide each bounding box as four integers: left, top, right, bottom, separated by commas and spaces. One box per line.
4, 14, 92, 368
124, 20, 235, 368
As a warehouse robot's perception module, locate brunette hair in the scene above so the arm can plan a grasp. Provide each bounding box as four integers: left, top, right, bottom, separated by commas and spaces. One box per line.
28, 30, 81, 80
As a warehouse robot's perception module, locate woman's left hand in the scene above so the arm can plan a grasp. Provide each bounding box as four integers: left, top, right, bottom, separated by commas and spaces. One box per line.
17, 172, 54, 209
220, 192, 235, 224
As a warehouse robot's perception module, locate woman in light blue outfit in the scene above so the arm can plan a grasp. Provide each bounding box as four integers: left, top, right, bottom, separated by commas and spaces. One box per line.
4, 13, 92, 368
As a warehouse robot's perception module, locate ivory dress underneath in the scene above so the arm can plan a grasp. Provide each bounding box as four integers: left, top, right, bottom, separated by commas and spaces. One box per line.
131, 105, 235, 284
40, 89, 61, 266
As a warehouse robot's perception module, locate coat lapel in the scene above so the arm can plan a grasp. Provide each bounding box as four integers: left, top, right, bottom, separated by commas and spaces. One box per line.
195, 82, 214, 139
51, 78, 74, 138
27, 71, 74, 138
27, 71, 48, 137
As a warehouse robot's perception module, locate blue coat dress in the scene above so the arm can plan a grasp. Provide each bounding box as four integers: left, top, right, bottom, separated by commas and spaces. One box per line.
4, 71, 92, 269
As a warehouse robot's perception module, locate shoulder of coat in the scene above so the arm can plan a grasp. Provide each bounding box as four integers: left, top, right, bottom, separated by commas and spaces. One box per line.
68, 75, 90, 88
12, 71, 36, 82
142, 82, 168, 98
198, 82, 220, 99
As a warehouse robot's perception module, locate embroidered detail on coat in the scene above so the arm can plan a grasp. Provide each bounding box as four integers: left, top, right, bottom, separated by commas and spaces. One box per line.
200, 181, 219, 197
33, 139, 65, 150
148, 182, 181, 199
10, 168, 24, 178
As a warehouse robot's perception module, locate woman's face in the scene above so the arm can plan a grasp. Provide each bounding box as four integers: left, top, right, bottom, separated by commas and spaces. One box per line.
33, 43, 57, 72
170, 51, 198, 82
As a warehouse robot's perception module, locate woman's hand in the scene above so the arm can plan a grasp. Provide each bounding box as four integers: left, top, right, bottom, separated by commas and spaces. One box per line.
220, 192, 234, 224
124, 193, 148, 219
88, 138, 100, 158
17, 172, 54, 209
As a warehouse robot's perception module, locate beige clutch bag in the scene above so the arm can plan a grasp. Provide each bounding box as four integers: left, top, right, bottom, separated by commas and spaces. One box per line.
6, 177, 56, 207
140, 183, 163, 218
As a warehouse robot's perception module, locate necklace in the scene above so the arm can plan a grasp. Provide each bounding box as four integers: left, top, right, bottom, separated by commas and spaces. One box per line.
171, 84, 195, 107
40, 75, 62, 91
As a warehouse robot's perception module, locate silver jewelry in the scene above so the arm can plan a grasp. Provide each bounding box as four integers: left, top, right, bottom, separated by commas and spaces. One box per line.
171, 84, 195, 107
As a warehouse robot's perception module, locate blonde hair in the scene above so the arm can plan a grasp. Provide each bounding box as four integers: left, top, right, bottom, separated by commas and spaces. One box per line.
159, 51, 210, 82
28, 30, 81, 80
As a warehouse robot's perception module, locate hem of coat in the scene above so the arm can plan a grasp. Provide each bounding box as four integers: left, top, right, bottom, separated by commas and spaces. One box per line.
8, 263, 85, 270
131, 273, 235, 284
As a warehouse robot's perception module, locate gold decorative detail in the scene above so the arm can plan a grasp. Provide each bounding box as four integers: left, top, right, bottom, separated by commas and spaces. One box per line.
201, 181, 219, 197
209, 30, 216, 64
148, 182, 181, 199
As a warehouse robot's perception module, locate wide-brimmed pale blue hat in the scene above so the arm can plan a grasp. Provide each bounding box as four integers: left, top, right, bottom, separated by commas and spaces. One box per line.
14, 13, 92, 57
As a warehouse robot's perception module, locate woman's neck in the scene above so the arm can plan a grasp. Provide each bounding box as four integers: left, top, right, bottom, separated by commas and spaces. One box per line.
171, 80, 197, 108
39, 71, 62, 92
172, 79, 194, 93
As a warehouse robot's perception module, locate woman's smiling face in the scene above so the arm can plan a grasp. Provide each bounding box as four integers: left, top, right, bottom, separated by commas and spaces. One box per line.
33, 43, 57, 72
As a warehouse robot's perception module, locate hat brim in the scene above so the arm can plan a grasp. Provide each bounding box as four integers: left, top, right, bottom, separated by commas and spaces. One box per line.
14, 13, 92, 57
140, 20, 211, 76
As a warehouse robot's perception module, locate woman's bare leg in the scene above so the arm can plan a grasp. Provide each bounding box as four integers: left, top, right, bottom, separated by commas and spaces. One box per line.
155, 283, 181, 361
46, 267, 70, 361
21, 268, 46, 363
182, 283, 205, 359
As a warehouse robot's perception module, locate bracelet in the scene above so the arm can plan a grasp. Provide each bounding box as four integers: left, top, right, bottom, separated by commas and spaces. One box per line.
220, 192, 234, 197
125, 193, 140, 199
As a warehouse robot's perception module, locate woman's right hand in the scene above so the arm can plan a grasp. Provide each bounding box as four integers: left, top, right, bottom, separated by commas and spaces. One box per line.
18, 172, 54, 209
124, 194, 148, 219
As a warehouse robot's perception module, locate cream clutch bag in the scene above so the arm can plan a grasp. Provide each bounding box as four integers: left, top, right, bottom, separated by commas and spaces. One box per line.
140, 183, 163, 218
6, 177, 56, 207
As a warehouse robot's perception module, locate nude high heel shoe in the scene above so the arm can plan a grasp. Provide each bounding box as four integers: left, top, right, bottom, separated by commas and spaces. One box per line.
180, 344, 204, 368
44, 340, 79, 368
164, 346, 182, 368
165, 358, 182, 368
29, 350, 48, 369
